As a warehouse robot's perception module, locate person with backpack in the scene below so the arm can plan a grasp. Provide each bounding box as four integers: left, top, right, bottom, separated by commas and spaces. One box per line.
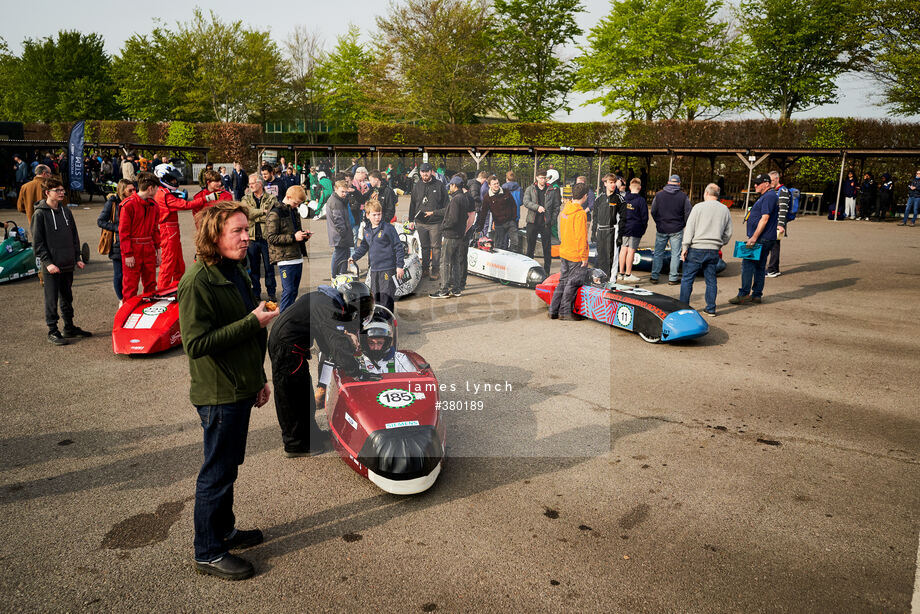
766, 171, 798, 278
97, 179, 136, 305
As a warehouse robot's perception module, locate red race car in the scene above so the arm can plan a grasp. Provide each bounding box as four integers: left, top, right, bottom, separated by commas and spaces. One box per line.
112, 287, 182, 355
325, 307, 445, 495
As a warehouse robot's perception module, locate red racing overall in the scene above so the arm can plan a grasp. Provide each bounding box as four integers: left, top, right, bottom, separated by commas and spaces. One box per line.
155, 186, 197, 290
119, 193, 161, 300
190, 188, 233, 228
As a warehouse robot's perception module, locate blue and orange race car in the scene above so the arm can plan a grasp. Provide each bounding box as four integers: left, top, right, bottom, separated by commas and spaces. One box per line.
535, 273, 709, 343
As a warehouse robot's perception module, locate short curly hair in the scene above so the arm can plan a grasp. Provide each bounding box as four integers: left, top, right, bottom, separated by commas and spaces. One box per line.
194, 201, 250, 265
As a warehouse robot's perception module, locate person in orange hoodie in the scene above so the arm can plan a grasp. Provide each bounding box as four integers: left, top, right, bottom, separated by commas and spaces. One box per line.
119, 172, 161, 300
549, 182, 589, 321
190, 169, 233, 225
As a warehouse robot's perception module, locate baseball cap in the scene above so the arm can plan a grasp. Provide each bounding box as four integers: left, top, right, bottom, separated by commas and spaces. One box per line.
419, 162, 432, 172
753, 174, 771, 186
448, 175, 464, 186
668, 174, 681, 183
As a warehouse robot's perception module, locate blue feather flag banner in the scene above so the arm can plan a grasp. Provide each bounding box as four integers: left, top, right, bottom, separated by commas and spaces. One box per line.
68, 120, 85, 192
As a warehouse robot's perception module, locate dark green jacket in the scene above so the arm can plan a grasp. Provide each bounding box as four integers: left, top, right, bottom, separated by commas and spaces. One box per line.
177, 259, 267, 406
265, 203, 306, 265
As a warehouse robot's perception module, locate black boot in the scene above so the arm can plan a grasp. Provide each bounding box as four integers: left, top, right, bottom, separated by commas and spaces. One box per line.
48, 330, 68, 346
62, 324, 93, 338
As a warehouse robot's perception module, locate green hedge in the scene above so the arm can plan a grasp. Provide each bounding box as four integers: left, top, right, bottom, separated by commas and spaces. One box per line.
24, 120, 262, 165
358, 118, 920, 149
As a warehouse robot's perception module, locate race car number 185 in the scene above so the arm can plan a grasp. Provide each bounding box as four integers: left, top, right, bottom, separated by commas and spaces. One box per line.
377, 388, 416, 409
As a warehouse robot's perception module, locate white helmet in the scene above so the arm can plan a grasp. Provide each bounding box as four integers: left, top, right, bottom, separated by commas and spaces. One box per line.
545, 169, 560, 185
154, 163, 182, 188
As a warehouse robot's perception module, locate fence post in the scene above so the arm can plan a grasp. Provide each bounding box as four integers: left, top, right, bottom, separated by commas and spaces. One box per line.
834, 151, 847, 221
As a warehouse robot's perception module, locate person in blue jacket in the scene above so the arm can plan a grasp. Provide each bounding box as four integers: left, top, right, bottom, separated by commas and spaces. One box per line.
349, 199, 405, 313
730, 174, 778, 305
617, 177, 649, 283
842, 170, 858, 219
97, 179, 135, 304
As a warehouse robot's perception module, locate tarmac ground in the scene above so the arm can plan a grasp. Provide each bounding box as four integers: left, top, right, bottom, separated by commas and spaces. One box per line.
0, 194, 918, 613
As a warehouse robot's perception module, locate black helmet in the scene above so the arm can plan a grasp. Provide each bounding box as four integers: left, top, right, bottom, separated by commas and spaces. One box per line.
360, 305, 397, 363
337, 281, 375, 326
590, 268, 608, 286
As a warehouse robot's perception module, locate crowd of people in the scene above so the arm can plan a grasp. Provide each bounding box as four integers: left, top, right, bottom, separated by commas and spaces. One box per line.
9, 147, 920, 581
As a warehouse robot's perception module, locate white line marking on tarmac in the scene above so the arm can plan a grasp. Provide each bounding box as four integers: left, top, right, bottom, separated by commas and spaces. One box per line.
913, 530, 920, 613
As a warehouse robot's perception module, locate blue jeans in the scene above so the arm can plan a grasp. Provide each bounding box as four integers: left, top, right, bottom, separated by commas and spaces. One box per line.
679, 248, 720, 313
651, 231, 683, 281
194, 398, 254, 562
903, 197, 920, 223
112, 258, 123, 300
738, 239, 775, 298
549, 259, 588, 316
351, 224, 361, 256
279, 262, 303, 312
246, 239, 276, 298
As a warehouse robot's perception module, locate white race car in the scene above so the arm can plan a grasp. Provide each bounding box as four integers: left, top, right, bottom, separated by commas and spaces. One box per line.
467, 237, 547, 288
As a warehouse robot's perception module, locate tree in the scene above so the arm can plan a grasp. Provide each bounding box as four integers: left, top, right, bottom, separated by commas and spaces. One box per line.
113, 11, 284, 123
736, 0, 866, 121
112, 29, 199, 122
183, 10, 286, 123
283, 26, 326, 139
376, 0, 496, 124
0, 38, 23, 121
491, 0, 585, 121
1, 31, 119, 122
314, 26, 375, 131
574, 0, 741, 121
861, 0, 920, 116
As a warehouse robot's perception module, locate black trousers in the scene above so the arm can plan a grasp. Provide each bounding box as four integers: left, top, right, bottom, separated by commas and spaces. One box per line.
526, 222, 552, 273
459, 229, 473, 290
369, 269, 396, 314
268, 341, 319, 453
416, 221, 442, 273
767, 240, 781, 274
43, 270, 74, 331
595, 228, 615, 278
439, 237, 465, 292
875, 200, 889, 219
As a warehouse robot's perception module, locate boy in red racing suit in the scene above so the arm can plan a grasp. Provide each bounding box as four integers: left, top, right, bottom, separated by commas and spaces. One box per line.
155, 183, 197, 290
119, 172, 162, 300
190, 169, 233, 226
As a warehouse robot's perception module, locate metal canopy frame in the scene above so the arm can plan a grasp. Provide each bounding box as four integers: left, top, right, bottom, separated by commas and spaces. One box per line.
249, 143, 920, 216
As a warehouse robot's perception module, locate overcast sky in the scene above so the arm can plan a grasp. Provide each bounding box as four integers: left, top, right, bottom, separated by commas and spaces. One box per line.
2, 0, 914, 123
